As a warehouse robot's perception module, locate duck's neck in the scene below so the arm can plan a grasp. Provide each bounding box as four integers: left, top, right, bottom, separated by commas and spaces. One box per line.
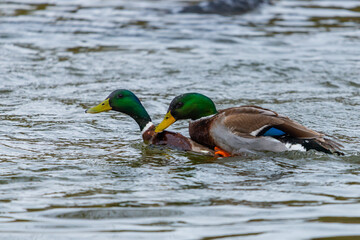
117, 103, 152, 131
198, 109, 218, 119
131, 111, 152, 131
191, 104, 218, 120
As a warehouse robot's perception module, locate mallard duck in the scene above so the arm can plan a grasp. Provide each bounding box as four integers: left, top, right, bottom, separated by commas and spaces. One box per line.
155, 93, 343, 156
86, 90, 213, 155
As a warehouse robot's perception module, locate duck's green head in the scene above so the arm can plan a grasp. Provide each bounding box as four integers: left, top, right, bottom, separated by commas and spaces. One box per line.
86, 89, 151, 131
155, 93, 217, 132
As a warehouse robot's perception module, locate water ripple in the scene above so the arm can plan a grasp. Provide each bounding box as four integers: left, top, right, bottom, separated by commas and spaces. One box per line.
0, 0, 360, 239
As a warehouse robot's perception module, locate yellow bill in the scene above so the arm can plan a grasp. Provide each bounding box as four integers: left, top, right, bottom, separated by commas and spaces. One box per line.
86, 98, 112, 114
155, 111, 176, 132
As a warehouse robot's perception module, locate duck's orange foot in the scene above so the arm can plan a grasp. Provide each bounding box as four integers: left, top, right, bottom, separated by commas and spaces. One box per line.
214, 147, 232, 158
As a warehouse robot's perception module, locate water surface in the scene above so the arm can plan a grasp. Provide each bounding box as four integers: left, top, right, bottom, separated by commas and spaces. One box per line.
0, 0, 360, 239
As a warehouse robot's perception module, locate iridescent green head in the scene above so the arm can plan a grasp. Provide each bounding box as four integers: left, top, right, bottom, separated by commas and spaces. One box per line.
155, 93, 218, 132
86, 89, 151, 131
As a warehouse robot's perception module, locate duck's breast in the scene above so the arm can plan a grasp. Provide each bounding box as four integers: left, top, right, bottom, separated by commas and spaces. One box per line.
189, 116, 216, 149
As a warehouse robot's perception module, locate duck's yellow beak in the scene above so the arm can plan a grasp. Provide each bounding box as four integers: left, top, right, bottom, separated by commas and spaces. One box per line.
86, 98, 112, 114
155, 111, 176, 132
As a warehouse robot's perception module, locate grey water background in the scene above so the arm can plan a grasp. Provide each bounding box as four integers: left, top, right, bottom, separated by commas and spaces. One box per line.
1, 0, 360, 239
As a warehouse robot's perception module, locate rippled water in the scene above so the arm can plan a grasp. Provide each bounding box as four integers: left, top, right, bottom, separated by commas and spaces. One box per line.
1, 0, 360, 239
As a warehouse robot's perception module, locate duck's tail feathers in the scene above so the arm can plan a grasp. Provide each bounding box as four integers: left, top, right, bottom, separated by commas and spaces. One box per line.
300, 137, 344, 155
279, 136, 344, 155
317, 137, 344, 155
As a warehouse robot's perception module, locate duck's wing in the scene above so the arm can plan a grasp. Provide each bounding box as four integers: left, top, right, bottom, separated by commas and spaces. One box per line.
219, 105, 320, 138
219, 106, 343, 154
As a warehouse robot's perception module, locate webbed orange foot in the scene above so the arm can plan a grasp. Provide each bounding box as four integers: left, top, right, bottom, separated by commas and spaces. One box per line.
214, 147, 232, 158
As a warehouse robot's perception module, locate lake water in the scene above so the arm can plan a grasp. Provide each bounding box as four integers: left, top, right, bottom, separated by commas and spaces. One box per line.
0, 0, 360, 239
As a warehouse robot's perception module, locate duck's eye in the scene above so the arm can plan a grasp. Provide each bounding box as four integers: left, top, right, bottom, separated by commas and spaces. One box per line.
175, 102, 184, 109
118, 94, 123, 98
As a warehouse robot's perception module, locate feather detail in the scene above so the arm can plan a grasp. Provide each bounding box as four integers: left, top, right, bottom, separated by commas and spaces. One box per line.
142, 124, 214, 155
261, 127, 286, 136
188, 105, 343, 155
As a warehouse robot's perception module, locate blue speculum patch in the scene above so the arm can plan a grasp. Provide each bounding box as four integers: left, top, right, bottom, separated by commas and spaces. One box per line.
262, 127, 286, 136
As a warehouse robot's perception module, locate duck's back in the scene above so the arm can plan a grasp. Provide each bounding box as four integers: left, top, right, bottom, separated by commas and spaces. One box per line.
218, 106, 321, 138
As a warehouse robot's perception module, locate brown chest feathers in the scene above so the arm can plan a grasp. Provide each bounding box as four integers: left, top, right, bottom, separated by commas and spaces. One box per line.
189, 117, 216, 149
